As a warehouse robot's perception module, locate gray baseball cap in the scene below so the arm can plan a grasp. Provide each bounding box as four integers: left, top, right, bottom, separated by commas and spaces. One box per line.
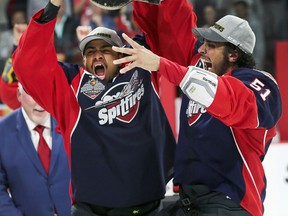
79, 26, 123, 54
192, 15, 256, 54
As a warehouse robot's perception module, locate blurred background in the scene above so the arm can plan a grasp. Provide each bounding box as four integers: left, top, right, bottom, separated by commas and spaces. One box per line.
0, 0, 287, 215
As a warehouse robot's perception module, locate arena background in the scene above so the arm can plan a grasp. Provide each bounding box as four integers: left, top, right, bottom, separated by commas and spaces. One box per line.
0, 0, 287, 215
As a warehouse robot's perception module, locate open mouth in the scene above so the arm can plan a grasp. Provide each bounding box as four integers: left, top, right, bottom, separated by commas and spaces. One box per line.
93, 63, 106, 80
201, 58, 212, 71
205, 61, 212, 71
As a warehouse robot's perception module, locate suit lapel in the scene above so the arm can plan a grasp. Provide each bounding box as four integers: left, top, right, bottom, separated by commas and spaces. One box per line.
49, 118, 62, 174
16, 110, 48, 177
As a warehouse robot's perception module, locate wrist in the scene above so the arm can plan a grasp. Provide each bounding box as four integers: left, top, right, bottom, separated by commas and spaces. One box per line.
50, 0, 61, 7
180, 66, 218, 108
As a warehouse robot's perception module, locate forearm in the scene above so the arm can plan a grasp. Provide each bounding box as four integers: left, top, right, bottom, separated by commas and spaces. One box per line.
37, 1, 60, 23
50, 0, 62, 7
12, 6, 61, 114
113, 34, 188, 82
132, 2, 159, 50
133, 0, 197, 66
158, 57, 187, 86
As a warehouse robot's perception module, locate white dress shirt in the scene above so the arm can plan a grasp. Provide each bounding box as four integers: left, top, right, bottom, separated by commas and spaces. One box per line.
21, 108, 52, 150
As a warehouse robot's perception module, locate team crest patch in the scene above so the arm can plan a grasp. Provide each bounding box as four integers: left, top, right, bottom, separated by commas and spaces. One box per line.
186, 100, 206, 126
86, 71, 144, 125
80, 77, 105, 99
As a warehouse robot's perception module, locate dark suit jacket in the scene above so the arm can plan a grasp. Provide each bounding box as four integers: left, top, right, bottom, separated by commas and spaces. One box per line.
0, 108, 71, 216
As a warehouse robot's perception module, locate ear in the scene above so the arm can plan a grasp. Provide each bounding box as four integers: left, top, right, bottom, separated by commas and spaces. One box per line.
17, 87, 21, 102
82, 55, 86, 65
228, 50, 239, 63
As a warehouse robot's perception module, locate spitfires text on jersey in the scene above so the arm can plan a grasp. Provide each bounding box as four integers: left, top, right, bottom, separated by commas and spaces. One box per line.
83, 71, 145, 125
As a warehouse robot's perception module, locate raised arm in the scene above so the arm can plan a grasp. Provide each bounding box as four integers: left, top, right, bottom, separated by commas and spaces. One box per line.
132, 0, 198, 66
112, 33, 187, 85
12, 0, 79, 128
113, 34, 282, 130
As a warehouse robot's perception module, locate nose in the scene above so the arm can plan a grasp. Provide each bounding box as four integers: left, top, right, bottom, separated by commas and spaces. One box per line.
198, 43, 206, 54
93, 50, 104, 60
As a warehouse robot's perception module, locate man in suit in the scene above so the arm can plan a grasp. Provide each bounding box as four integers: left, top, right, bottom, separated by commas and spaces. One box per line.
0, 83, 71, 216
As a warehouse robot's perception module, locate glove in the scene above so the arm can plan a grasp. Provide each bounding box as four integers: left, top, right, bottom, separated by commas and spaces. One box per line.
180, 66, 218, 108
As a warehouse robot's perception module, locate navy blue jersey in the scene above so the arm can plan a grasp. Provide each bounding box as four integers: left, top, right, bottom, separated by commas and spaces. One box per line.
13, 10, 176, 208
70, 69, 175, 207
158, 56, 282, 216
176, 65, 281, 200
133, 1, 282, 215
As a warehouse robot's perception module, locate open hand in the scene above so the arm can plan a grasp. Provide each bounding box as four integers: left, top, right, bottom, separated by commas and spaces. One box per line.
112, 33, 160, 74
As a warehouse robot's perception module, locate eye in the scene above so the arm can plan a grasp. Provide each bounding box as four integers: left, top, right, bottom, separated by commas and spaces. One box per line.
101, 48, 113, 54
85, 49, 95, 56
207, 42, 217, 48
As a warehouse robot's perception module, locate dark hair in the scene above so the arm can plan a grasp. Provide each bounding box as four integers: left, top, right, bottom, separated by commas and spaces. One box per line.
6, 4, 27, 29
233, 1, 248, 8
225, 43, 256, 69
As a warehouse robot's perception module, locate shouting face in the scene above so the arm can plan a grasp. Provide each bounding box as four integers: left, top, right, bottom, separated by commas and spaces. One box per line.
198, 40, 238, 76
82, 40, 123, 83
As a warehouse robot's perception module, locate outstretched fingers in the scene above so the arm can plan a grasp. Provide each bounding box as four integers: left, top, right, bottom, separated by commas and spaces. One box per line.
112, 46, 136, 58
112, 38, 139, 74
122, 33, 143, 49
120, 61, 137, 74
112, 33, 161, 74
113, 53, 137, 74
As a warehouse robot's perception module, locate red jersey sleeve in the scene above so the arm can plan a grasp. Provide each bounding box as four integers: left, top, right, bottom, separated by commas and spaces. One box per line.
12, 9, 79, 130
133, 0, 198, 66
207, 76, 259, 129
158, 57, 187, 86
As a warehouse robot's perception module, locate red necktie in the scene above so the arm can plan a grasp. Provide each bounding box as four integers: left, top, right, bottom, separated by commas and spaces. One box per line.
34, 125, 51, 174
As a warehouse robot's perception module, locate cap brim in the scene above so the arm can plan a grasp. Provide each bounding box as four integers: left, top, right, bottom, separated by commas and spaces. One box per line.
79, 35, 119, 54
192, 28, 227, 43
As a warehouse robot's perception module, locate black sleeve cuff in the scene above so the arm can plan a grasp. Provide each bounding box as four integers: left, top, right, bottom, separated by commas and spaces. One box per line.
37, 1, 60, 23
